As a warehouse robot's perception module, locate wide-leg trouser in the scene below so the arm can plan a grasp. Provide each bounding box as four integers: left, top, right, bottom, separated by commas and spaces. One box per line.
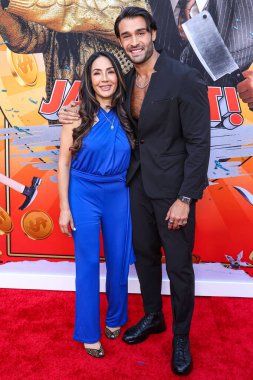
69, 172, 133, 343
129, 170, 195, 335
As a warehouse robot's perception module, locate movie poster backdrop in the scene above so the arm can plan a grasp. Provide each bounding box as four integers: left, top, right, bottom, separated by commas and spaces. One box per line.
0, 0, 253, 272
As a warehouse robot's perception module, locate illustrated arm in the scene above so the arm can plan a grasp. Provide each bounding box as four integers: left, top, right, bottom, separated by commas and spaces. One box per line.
237, 69, 253, 110
0, 173, 24, 193
6, 0, 149, 38
0, 0, 50, 53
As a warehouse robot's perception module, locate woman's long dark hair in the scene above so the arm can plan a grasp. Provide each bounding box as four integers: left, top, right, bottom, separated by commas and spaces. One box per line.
70, 51, 135, 154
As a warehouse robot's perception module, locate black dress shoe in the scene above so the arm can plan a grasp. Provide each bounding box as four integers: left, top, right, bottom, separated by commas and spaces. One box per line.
122, 311, 166, 344
172, 335, 193, 376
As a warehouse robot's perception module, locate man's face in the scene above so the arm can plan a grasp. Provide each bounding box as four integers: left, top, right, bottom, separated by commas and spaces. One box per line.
117, 16, 156, 64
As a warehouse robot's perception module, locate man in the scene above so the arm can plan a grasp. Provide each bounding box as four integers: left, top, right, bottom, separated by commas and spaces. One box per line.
59, 6, 210, 376
114, 6, 210, 376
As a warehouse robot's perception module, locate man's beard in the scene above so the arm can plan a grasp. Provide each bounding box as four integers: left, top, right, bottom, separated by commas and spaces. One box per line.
125, 40, 154, 64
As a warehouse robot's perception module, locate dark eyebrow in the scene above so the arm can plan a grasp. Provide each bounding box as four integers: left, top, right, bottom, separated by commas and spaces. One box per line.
120, 28, 147, 37
92, 66, 114, 72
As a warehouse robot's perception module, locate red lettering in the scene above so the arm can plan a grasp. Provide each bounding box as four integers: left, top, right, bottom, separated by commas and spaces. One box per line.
208, 87, 222, 122
224, 87, 244, 126
39, 80, 80, 121
40, 80, 68, 116
62, 81, 80, 107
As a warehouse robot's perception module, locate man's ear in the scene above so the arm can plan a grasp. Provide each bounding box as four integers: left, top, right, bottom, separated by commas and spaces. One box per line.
151, 30, 157, 43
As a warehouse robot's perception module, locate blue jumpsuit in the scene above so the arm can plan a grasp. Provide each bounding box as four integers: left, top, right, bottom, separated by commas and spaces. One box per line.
69, 108, 135, 343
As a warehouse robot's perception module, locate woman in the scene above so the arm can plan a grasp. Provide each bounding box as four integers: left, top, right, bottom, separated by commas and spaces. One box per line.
58, 51, 135, 358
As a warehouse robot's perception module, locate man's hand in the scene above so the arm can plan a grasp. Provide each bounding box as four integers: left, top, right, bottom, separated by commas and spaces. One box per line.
58, 101, 80, 124
237, 70, 253, 110
165, 199, 190, 230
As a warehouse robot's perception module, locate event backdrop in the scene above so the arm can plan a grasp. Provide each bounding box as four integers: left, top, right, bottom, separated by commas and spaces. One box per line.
0, 0, 253, 273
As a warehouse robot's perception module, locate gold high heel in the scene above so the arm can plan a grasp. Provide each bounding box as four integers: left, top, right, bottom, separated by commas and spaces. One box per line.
105, 326, 121, 340
84, 343, 105, 358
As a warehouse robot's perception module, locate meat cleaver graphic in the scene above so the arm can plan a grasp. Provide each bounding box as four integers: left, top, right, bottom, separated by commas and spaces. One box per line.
182, 11, 245, 84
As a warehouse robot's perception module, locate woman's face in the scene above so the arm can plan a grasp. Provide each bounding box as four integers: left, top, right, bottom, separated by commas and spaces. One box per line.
91, 56, 118, 105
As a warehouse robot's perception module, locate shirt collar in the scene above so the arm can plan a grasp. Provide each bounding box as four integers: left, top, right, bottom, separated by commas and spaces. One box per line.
170, 0, 208, 12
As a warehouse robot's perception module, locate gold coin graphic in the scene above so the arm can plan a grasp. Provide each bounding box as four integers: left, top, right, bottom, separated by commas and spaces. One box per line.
0, 207, 13, 234
21, 210, 53, 240
7, 50, 38, 86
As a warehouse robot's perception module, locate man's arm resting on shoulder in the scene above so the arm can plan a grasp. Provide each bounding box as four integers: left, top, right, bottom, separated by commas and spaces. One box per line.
58, 102, 81, 125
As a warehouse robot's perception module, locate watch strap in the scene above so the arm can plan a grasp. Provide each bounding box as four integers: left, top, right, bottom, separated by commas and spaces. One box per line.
178, 196, 192, 205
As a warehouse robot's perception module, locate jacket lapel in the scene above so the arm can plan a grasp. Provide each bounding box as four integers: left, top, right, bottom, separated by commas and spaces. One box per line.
125, 53, 171, 131
138, 52, 168, 127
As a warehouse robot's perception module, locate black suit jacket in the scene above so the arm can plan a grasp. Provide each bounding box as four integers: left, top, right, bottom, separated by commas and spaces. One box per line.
150, 0, 253, 87
126, 52, 210, 200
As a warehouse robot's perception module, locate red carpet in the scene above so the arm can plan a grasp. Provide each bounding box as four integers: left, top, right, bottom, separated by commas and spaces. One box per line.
0, 289, 253, 380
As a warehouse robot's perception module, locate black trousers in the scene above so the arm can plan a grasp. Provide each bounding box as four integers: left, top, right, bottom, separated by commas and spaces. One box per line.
129, 170, 195, 335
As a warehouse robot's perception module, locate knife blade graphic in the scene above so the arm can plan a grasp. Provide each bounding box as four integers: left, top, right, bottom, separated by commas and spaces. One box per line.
182, 10, 245, 85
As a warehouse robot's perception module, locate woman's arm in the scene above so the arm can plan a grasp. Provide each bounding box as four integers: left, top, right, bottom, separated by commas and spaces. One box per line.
58, 121, 79, 236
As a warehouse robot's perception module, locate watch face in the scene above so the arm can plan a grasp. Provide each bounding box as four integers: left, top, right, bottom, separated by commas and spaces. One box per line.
179, 196, 191, 204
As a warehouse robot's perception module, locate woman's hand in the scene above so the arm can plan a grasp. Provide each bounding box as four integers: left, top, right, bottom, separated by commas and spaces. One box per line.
59, 209, 76, 237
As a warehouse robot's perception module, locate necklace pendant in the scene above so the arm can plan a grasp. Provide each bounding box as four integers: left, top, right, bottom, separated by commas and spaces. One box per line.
110, 125, 114, 130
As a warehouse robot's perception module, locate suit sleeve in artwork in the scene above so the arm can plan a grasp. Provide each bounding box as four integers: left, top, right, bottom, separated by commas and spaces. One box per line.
0, 6, 50, 54
178, 69, 211, 199
6, 0, 150, 37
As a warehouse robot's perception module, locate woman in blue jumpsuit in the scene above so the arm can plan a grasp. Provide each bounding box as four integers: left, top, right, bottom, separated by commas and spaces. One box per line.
58, 51, 135, 358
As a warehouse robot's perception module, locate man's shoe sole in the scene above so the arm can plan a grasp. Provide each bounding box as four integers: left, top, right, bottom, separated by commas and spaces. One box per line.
122, 324, 166, 345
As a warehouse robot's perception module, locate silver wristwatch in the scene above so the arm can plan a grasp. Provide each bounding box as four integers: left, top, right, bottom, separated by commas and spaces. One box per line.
178, 196, 192, 205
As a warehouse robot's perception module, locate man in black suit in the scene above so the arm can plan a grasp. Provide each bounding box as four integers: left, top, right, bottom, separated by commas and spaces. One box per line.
114, 6, 210, 376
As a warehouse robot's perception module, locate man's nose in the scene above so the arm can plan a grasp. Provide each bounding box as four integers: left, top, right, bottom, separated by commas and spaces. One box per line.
130, 35, 139, 46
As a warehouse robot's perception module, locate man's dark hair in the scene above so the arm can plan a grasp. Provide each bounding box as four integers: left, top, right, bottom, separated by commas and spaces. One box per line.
114, 6, 157, 38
